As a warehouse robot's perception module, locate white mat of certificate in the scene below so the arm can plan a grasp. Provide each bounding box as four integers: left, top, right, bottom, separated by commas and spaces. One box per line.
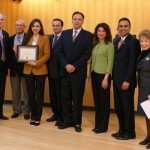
141, 100, 150, 119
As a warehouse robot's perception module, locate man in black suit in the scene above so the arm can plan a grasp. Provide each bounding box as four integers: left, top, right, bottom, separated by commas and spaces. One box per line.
9, 19, 30, 120
58, 11, 93, 132
0, 13, 10, 120
112, 18, 140, 140
46, 18, 63, 126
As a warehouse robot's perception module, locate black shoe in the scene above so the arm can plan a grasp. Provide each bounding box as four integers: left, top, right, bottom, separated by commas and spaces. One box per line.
0, 115, 9, 120
111, 131, 124, 138
11, 113, 19, 118
55, 120, 63, 126
139, 137, 150, 145
58, 123, 73, 129
24, 114, 30, 120
30, 121, 35, 125
146, 142, 150, 149
34, 121, 40, 126
115, 133, 136, 140
46, 115, 57, 122
93, 128, 107, 134
74, 124, 82, 132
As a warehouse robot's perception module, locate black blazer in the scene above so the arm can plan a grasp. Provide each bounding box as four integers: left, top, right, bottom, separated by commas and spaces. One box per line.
113, 34, 140, 89
47, 34, 61, 79
0, 30, 10, 75
137, 50, 150, 87
9, 34, 25, 77
58, 28, 93, 78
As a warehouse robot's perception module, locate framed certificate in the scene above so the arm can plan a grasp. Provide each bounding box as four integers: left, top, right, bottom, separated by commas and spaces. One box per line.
17, 45, 39, 62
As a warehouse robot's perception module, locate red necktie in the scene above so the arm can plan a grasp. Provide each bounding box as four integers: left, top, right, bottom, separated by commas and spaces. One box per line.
118, 39, 123, 49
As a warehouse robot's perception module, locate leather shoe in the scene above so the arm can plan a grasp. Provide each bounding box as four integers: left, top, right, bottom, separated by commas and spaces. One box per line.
74, 124, 82, 132
58, 123, 73, 129
115, 133, 136, 140
139, 137, 150, 145
93, 128, 107, 134
30, 120, 35, 125
146, 142, 150, 149
34, 121, 40, 126
55, 120, 63, 126
46, 115, 57, 122
0, 115, 9, 120
111, 131, 124, 138
24, 114, 30, 120
11, 113, 19, 118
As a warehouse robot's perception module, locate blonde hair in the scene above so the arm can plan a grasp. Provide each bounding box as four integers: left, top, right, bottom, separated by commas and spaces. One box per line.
139, 30, 150, 40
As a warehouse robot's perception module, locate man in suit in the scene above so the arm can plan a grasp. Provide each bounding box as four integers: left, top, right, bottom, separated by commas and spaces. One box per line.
46, 18, 63, 126
0, 13, 10, 120
112, 18, 140, 140
9, 19, 30, 120
58, 11, 93, 132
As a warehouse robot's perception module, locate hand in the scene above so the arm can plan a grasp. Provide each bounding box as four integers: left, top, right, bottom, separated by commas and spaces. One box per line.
65, 64, 75, 73
13, 46, 17, 54
27, 61, 36, 66
148, 95, 150, 101
121, 82, 130, 91
102, 79, 108, 89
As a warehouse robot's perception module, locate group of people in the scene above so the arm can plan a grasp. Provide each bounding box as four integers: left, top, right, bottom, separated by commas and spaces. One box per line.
0, 11, 150, 148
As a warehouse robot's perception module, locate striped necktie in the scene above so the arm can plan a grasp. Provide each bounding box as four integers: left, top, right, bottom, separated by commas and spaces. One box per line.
0, 31, 5, 62
72, 30, 78, 42
17, 35, 22, 45
52, 35, 58, 48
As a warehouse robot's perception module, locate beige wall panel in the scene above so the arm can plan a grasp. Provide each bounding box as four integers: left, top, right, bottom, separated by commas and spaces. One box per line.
0, 0, 19, 35
18, 0, 56, 35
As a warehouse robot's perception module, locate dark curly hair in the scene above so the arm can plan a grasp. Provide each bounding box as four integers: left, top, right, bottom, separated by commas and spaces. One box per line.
93, 23, 112, 46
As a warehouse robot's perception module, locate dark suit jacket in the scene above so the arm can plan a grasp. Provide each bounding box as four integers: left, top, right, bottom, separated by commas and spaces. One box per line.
0, 30, 10, 75
47, 34, 61, 79
113, 34, 140, 89
9, 34, 25, 77
58, 28, 93, 78
137, 49, 150, 87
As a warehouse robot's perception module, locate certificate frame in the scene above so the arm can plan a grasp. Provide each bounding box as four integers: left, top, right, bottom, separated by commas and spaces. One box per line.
17, 45, 39, 62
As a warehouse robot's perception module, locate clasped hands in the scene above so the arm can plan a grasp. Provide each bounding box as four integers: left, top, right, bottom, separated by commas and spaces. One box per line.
65, 64, 75, 73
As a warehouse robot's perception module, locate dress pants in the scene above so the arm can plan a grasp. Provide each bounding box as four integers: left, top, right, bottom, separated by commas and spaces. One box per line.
61, 75, 86, 125
10, 75, 29, 115
0, 61, 6, 115
91, 72, 111, 131
113, 84, 135, 135
48, 77, 62, 121
25, 73, 46, 121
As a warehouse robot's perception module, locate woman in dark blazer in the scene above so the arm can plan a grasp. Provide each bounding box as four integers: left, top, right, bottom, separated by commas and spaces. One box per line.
23, 19, 50, 126
88, 23, 114, 133
137, 30, 150, 149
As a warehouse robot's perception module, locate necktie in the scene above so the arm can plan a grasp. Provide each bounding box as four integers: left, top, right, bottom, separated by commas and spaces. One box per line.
53, 35, 58, 48
0, 31, 5, 62
17, 35, 21, 45
72, 30, 78, 42
118, 39, 123, 49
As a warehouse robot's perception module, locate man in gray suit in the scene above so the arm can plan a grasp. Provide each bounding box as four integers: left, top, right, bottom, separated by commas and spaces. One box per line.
46, 18, 63, 126
9, 19, 30, 120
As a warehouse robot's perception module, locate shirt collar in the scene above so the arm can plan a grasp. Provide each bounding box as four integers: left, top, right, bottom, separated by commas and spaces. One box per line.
54, 32, 62, 39
73, 28, 82, 34
16, 32, 25, 39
